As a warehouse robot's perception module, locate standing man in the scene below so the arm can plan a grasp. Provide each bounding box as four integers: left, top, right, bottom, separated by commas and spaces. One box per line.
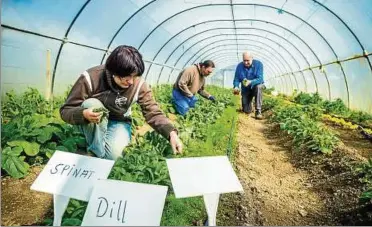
60, 45, 183, 160
172, 60, 216, 116
233, 52, 265, 119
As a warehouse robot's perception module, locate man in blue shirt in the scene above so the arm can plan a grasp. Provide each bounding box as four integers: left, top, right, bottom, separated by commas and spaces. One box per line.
233, 52, 265, 119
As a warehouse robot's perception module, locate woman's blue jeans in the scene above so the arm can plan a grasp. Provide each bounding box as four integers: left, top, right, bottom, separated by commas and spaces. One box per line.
80, 98, 131, 160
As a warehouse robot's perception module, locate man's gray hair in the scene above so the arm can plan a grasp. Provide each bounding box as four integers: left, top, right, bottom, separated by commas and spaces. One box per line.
242, 52, 253, 58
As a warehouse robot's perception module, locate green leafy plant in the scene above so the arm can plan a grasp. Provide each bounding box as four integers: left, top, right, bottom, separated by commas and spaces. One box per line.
263, 87, 275, 95
292, 92, 372, 127
109, 131, 173, 187
152, 84, 177, 114
294, 92, 323, 105
92, 107, 109, 123
322, 98, 349, 115
262, 97, 281, 112
130, 104, 146, 133
1, 146, 30, 178
1, 88, 85, 178
1, 88, 56, 123
348, 111, 372, 125
271, 103, 339, 154
355, 159, 372, 201
302, 104, 323, 121
61, 199, 87, 226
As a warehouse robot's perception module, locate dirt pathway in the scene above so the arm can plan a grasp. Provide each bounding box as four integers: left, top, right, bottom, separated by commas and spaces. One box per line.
221, 113, 326, 225
219, 112, 372, 226
1, 166, 52, 226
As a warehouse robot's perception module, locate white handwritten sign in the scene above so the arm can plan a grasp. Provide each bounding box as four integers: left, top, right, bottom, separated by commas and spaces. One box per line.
31, 151, 115, 201
166, 156, 243, 198
81, 179, 168, 226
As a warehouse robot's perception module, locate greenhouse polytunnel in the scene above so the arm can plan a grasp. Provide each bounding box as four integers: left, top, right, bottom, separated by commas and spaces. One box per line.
1, 0, 372, 226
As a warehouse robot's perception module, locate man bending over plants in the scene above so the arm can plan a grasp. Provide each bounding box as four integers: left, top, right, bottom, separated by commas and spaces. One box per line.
172, 60, 217, 116
60, 45, 183, 160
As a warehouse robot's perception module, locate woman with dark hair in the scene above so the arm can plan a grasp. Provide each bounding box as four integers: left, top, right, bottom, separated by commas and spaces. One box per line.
172, 60, 216, 116
60, 45, 183, 160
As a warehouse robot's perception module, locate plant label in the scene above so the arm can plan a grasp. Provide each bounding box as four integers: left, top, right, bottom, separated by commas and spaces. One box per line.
166, 156, 243, 226
30, 151, 115, 201
166, 156, 243, 198
81, 179, 168, 226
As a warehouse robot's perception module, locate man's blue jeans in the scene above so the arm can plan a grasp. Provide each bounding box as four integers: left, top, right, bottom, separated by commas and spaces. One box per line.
172, 89, 197, 116
80, 98, 131, 160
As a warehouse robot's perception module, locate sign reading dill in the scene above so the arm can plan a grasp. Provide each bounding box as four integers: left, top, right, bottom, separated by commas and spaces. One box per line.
31, 151, 115, 201
81, 180, 168, 226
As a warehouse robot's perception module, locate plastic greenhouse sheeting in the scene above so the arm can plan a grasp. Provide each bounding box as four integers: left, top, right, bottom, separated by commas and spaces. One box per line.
1, 0, 372, 112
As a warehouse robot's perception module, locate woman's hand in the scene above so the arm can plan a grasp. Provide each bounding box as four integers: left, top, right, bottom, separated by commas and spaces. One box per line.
169, 130, 183, 155
83, 108, 102, 124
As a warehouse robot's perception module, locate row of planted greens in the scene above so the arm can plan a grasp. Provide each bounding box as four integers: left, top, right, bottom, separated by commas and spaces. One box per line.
262, 89, 372, 203
266, 88, 372, 127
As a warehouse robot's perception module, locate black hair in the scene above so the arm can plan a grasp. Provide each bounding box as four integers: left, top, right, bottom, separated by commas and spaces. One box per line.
200, 60, 215, 68
105, 45, 145, 77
